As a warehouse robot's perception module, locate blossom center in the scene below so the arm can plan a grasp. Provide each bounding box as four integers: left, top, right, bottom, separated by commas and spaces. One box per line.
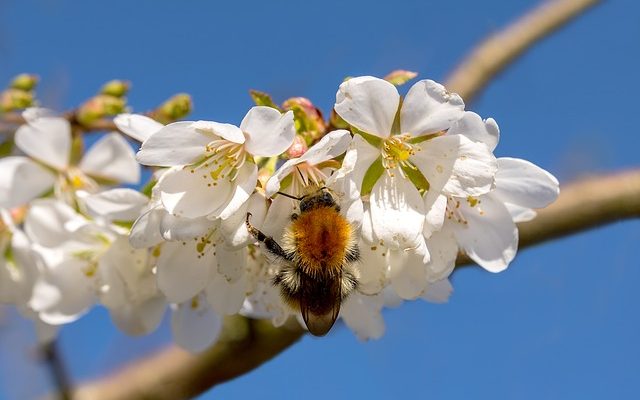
192, 140, 247, 181
381, 134, 417, 171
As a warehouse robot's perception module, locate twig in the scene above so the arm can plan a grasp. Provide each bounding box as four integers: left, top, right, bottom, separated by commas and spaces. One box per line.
40, 340, 72, 400
446, 0, 601, 102
73, 169, 640, 400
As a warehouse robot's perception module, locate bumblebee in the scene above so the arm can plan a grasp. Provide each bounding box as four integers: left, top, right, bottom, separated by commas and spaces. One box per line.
246, 185, 360, 336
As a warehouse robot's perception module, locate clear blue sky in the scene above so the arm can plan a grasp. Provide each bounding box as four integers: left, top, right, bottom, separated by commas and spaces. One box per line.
1, 0, 639, 398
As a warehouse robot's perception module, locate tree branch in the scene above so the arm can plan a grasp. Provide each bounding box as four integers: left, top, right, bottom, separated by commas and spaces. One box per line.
445, 0, 601, 102
73, 169, 640, 400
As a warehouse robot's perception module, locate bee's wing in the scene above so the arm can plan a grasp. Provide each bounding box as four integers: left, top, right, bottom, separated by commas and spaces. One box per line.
300, 273, 342, 337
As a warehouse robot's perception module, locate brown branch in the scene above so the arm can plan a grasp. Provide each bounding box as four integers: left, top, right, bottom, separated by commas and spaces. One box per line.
0, 111, 118, 133
445, 0, 601, 102
39, 340, 72, 400
74, 169, 640, 400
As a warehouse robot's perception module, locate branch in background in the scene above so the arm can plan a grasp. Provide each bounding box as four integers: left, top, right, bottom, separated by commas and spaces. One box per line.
74, 169, 640, 400
40, 340, 72, 400
446, 0, 601, 102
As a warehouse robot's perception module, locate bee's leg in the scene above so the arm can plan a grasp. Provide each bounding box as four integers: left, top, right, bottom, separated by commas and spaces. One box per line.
290, 213, 298, 221
246, 213, 293, 262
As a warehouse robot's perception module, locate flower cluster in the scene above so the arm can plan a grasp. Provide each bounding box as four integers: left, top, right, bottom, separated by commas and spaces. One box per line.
0, 75, 559, 351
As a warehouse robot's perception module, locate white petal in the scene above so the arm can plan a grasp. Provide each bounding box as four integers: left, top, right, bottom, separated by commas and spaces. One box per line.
448, 112, 499, 151
114, 113, 163, 142
240, 107, 295, 156
421, 279, 453, 304
137, 121, 211, 166
261, 194, 295, 239
411, 135, 459, 195
400, 79, 465, 137
24, 199, 81, 247
83, 188, 149, 221
493, 157, 560, 209
423, 192, 447, 239
341, 293, 385, 340
110, 296, 166, 336
442, 135, 498, 197
80, 133, 140, 184
388, 249, 427, 300
159, 166, 235, 219
0, 157, 56, 208
217, 163, 258, 220
156, 241, 210, 303
357, 240, 389, 295
220, 192, 268, 249
453, 195, 518, 272
129, 207, 164, 248
504, 203, 537, 223
171, 295, 222, 353
344, 134, 380, 193
215, 246, 246, 282
30, 259, 96, 325
300, 129, 352, 165
425, 225, 458, 282
370, 172, 425, 250
14, 117, 71, 170
160, 214, 213, 242
205, 272, 247, 315
265, 158, 300, 197
192, 120, 245, 144
334, 76, 399, 138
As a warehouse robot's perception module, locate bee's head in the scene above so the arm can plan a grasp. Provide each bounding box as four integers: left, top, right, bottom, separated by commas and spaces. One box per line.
299, 187, 336, 212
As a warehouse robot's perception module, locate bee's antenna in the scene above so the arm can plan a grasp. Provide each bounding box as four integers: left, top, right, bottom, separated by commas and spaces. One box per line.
295, 166, 307, 185
276, 191, 303, 201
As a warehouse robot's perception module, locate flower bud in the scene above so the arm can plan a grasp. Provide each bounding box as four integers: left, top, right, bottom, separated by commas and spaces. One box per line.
282, 97, 326, 143
76, 95, 126, 126
10, 74, 39, 91
0, 88, 34, 112
249, 90, 281, 110
383, 70, 418, 86
286, 134, 308, 159
100, 80, 130, 98
155, 93, 192, 123
329, 108, 349, 129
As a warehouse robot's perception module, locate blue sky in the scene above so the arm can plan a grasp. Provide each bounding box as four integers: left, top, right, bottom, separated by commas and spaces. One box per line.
1, 0, 639, 398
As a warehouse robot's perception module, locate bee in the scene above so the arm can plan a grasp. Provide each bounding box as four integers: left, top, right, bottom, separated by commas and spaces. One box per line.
246, 185, 360, 336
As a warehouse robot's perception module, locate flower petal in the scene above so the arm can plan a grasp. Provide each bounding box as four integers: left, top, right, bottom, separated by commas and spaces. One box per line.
300, 129, 352, 165
83, 188, 149, 221
129, 207, 164, 248
350, 134, 383, 192
109, 296, 166, 336
192, 120, 245, 144
215, 245, 247, 282
159, 166, 235, 219
411, 135, 459, 195
80, 133, 140, 184
448, 111, 499, 151
114, 113, 163, 143
493, 157, 559, 209
137, 121, 211, 166
217, 163, 258, 220
24, 199, 83, 247
341, 293, 385, 340
14, 117, 71, 170
220, 192, 268, 249
421, 279, 453, 304
425, 225, 457, 282
240, 107, 295, 157
504, 203, 537, 223
453, 195, 518, 272
423, 191, 447, 239
0, 157, 56, 208
388, 249, 427, 300
156, 241, 210, 303
159, 214, 213, 242
205, 272, 247, 315
334, 76, 399, 138
357, 240, 389, 295
171, 295, 222, 353
442, 135, 497, 197
370, 172, 425, 250
400, 79, 464, 137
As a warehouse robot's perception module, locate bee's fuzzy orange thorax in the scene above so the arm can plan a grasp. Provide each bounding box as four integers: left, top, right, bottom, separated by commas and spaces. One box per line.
285, 207, 353, 277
